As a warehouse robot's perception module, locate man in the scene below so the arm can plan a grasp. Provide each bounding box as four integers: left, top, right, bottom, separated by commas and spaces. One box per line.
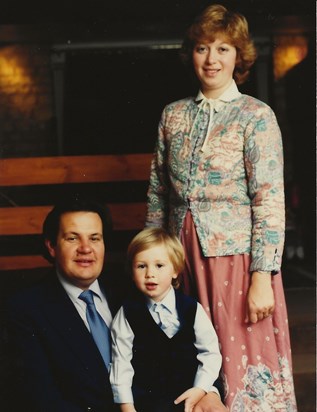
5, 196, 226, 412
6, 197, 119, 411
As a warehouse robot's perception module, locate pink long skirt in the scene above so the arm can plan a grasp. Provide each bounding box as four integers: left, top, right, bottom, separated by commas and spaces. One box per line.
180, 212, 297, 411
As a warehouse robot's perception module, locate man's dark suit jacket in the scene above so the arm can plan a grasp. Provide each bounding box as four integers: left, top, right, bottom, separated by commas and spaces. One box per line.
5, 272, 121, 412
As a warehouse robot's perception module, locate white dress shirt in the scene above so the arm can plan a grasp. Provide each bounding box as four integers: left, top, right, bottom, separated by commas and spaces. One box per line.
57, 272, 112, 329
110, 287, 222, 404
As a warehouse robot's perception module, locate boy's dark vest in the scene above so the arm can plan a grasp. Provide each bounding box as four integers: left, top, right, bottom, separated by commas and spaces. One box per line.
123, 290, 199, 402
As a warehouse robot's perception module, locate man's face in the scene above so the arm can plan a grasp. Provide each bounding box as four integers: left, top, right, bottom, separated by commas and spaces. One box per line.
46, 211, 105, 289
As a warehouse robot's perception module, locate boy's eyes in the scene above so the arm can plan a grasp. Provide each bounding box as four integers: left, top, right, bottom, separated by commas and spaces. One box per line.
135, 263, 165, 269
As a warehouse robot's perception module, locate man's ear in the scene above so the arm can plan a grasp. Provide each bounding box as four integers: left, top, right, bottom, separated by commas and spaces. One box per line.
45, 239, 56, 259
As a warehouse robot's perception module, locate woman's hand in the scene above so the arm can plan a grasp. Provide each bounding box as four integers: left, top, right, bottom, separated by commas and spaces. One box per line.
193, 391, 227, 412
245, 271, 275, 324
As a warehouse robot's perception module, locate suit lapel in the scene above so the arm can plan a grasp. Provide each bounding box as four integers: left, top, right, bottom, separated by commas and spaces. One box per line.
42, 276, 110, 382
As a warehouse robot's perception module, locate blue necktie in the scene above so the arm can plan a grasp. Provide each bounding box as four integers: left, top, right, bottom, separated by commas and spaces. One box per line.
79, 290, 111, 369
153, 303, 180, 338
154, 303, 166, 329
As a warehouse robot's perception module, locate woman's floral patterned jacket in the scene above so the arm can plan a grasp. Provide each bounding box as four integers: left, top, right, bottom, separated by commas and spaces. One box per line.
145, 83, 285, 273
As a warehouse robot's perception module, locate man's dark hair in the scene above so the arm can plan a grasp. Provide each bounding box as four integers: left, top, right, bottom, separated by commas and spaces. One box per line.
42, 195, 113, 263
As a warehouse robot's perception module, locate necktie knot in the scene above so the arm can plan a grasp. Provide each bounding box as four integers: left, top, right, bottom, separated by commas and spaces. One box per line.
79, 289, 95, 306
152, 302, 180, 338
154, 303, 168, 329
154, 303, 162, 313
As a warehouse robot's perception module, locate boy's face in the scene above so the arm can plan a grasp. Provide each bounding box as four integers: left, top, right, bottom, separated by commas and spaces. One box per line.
132, 244, 178, 302
45, 211, 105, 290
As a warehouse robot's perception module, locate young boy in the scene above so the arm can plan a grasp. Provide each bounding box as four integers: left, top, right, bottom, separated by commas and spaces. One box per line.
110, 227, 222, 412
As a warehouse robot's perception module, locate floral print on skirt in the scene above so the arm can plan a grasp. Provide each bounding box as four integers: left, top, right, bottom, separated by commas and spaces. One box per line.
180, 212, 297, 411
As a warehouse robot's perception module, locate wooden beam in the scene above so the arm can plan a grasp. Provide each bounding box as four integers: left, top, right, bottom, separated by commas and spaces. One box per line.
0, 154, 152, 186
0, 255, 52, 270
0, 203, 147, 235
0, 251, 126, 271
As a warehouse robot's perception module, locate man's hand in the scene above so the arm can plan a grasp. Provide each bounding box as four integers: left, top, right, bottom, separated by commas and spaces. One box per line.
193, 392, 227, 412
119, 403, 137, 412
174, 387, 206, 412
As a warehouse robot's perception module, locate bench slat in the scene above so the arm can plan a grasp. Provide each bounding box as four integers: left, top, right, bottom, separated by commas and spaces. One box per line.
0, 154, 152, 271
0, 251, 127, 271
0, 154, 152, 186
0, 203, 147, 235
0, 255, 52, 270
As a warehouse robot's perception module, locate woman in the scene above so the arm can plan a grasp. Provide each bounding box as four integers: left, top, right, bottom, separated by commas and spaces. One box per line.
145, 4, 297, 411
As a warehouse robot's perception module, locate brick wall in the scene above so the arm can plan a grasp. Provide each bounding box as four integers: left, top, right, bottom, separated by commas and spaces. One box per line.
0, 43, 56, 158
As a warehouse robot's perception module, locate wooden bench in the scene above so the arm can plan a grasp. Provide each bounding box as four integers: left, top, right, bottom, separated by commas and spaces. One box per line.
0, 154, 152, 271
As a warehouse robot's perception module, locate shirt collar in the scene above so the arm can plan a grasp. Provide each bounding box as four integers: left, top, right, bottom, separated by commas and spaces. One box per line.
57, 270, 103, 302
147, 286, 176, 314
195, 79, 241, 110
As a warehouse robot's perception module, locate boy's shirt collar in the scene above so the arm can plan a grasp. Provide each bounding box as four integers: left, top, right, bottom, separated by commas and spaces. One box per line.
147, 286, 175, 314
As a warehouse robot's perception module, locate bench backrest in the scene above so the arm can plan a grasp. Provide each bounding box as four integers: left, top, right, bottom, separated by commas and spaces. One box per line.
0, 154, 152, 271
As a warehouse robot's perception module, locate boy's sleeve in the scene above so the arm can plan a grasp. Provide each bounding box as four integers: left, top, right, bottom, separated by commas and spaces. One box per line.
110, 306, 135, 404
193, 303, 222, 395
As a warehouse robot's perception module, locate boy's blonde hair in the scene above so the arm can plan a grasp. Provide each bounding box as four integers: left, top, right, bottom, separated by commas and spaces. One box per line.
127, 227, 185, 288
181, 4, 257, 85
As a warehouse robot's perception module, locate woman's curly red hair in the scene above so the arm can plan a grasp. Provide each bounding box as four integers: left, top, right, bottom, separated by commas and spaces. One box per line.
180, 4, 257, 85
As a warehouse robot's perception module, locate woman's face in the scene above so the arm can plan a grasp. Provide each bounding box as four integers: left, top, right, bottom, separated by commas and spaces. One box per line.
192, 35, 237, 99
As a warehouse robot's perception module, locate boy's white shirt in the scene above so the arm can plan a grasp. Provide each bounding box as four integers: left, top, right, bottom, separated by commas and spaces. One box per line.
110, 286, 222, 404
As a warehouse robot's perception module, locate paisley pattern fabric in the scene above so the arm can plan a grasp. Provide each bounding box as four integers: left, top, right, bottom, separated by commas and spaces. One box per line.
180, 212, 297, 411
146, 85, 285, 272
